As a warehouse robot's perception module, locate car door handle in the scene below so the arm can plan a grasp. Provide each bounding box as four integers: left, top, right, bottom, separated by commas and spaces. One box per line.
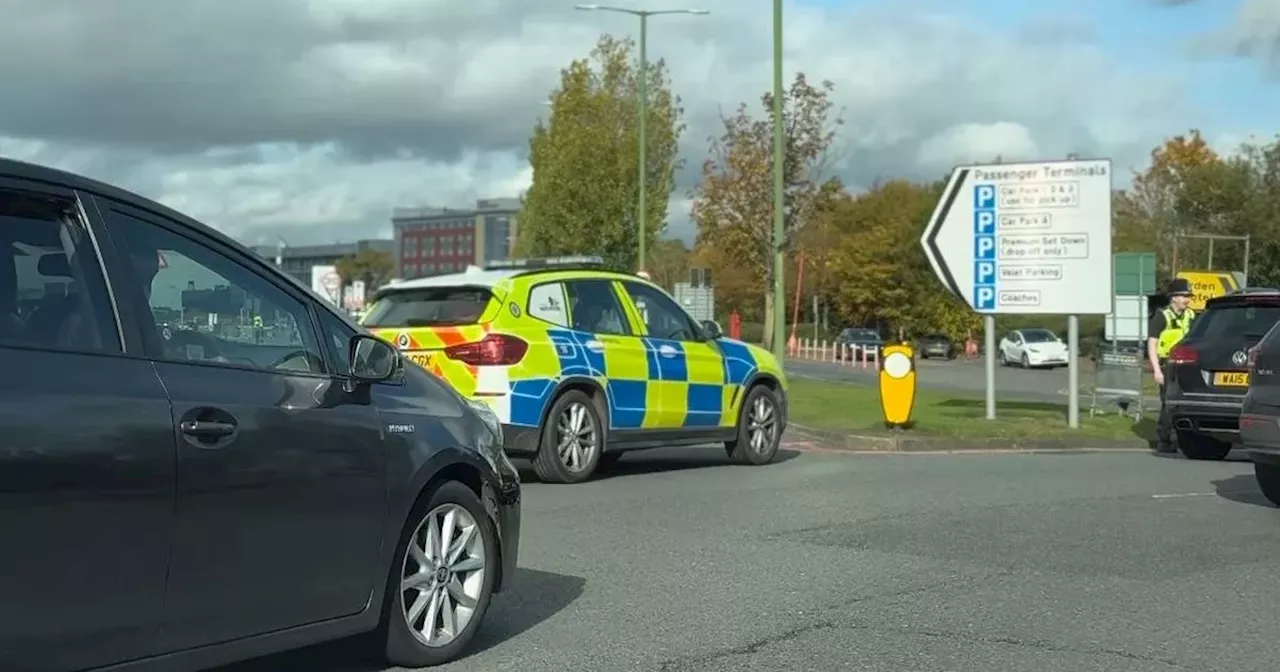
658, 344, 678, 358
585, 340, 606, 353
180, 420, 237, 438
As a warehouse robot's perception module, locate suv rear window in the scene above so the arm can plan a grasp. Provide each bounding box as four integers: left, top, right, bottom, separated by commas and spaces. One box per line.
362, 287, 493, 328
1188, 301, 1280, 340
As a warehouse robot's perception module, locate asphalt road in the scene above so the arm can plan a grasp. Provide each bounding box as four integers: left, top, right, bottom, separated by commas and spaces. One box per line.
220, 442, 1280, 672
786, 356, 1160, 406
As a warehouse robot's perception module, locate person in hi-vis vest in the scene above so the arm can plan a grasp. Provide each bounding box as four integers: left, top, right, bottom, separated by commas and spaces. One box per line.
1147, 278, 1195, 453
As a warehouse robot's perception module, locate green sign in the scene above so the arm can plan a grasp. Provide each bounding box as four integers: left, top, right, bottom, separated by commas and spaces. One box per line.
1113, 252, 1156, 295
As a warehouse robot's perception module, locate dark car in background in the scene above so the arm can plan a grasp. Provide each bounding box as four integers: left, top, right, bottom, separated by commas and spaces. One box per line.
1164, 289, 1280, 461
835, 327, 884, 360
916, 333, 956, 359
1238, 319, 1280, 506
0, 158, 521, 672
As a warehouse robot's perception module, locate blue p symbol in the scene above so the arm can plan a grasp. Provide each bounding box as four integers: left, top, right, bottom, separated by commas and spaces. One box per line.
975, 184, 996, 209
974, 236, 996, 259
974, 210, 995, 234
975, 286, 995, 310
975, 261, 996, 284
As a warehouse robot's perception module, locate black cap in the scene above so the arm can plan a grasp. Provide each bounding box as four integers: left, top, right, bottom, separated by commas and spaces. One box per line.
1166, 278, 1192, 296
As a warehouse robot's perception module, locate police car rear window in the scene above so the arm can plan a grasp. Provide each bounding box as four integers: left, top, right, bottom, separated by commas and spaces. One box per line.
1189, 302, 1280, 340
363, 288, 492, 328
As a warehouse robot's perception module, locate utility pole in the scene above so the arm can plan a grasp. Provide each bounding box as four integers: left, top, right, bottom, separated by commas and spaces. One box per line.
770, 0, 786, 358
574, 4, 709, 272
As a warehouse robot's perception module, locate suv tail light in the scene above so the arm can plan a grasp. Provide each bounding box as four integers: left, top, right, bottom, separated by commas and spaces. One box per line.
1248, 345, 1260, 370
1168, 344, 1198, 365
444, 334, 528, 366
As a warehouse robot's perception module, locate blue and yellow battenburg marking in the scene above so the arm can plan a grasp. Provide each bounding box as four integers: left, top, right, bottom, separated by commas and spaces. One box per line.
878, 343, 917, 428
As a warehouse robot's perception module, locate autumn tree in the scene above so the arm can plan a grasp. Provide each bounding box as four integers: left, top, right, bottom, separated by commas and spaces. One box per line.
826, 180, 980, 341
519, 35, 685, 270
1121, 130, 1223, 277
335, 248, 394, 289
690, 73, 842, 350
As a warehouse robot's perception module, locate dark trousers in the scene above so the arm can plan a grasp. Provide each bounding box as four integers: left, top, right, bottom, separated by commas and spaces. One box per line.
1156, 358, 1172, 448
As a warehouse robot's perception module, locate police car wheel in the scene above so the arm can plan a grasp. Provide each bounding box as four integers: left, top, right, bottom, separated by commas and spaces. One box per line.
532, 390, 603, 484
726, 385, 781, 466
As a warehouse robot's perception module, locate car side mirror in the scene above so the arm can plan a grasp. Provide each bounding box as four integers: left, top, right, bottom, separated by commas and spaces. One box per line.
701, 320, 723, 340
348, 334, 399, 382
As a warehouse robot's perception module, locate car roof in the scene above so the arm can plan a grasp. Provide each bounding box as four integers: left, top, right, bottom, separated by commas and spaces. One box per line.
377, 266, 656, 296
0, 157, 361, 329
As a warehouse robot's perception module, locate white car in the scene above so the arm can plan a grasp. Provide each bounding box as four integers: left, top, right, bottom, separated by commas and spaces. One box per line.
998, 328, 1069, 368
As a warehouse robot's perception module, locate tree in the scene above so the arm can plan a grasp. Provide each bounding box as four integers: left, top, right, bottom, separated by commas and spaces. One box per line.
1122, 130, 1223, 277
690, 73, 842, 350
335, 249, 394, 289
646, 237, 691, 291
518, 35, 685, 270
825, 180, 980, 341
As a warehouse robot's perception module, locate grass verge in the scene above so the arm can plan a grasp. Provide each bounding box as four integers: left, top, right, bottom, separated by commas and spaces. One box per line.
787, 378, 1151, 442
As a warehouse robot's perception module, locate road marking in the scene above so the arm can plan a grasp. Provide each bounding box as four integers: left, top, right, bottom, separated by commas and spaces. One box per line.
1151, 492, 1216, 499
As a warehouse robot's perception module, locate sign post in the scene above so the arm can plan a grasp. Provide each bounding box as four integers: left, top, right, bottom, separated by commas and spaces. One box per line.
920, 158, 1114, 427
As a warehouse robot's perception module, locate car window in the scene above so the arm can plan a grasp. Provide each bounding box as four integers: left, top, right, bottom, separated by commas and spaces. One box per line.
105, 209, 325, 375
527, 282, 569, 327
0, 188, 119, 354
564, 279, 631, 336
362, 287, 492, 328
318, 308, 355, 373
621, 281, 699, 341
1189, 302, 1280, 340
1022, 329, 1058, 343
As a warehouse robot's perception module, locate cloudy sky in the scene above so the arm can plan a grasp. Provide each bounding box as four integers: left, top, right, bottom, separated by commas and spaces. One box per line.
0, 0, 1276, 247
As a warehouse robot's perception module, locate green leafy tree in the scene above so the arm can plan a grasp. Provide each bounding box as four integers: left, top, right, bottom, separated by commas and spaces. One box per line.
646, 237, 691, 291
518, 35, 685, 270
690, 73, 843, 350
335, 249, 394, 289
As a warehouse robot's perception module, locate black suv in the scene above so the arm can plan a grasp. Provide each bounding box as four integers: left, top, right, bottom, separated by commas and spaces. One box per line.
0, 158, 521, 671
1164, 289, 1280, 460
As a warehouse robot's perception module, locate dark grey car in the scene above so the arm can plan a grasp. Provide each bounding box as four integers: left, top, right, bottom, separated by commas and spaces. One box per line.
0, 158, 521, 671
1239, 317, 1280, 506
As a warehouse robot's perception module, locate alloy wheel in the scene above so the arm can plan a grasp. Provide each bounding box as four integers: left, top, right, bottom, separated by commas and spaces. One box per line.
557, 401, 598, 472
400, 503, 487, 648
748, 394, 777, 454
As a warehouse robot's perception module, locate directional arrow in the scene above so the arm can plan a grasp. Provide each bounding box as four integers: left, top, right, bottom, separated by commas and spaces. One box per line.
920, 167, 970, 301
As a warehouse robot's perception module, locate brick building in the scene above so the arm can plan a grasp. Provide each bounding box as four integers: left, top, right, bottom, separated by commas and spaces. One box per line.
391, 198, 519, 279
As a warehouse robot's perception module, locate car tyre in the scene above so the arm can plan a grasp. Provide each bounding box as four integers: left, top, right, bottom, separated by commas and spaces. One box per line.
1255, 462, 1280, 507
726, 385, 782, 465
998, 350, 1008, 366
381, 481, 496, 668
1176, 430, 1231, 461
532, 389, 604, 484
1020, 353, 1030, 368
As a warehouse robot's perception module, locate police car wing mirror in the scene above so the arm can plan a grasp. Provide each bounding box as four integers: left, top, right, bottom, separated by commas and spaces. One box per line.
348, 334, 399, 382
701, 320, 723, 340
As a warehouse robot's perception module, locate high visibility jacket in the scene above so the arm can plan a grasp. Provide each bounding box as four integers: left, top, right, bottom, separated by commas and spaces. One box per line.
1156, 307, 1195, 358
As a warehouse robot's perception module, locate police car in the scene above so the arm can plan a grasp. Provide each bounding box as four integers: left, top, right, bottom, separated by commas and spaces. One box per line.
361, 256, 788, 483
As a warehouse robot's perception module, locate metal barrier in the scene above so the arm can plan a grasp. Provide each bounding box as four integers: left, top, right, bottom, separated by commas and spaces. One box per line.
1089, 343, 1147, 420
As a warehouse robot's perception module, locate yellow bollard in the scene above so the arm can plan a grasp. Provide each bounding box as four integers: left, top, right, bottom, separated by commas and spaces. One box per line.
878, 343, 917, 429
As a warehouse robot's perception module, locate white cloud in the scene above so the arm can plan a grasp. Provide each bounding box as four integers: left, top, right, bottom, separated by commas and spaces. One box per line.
0, 0, 1231, 246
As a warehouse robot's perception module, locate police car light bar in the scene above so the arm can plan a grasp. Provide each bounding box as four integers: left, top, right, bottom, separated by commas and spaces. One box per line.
483, 255, 606, 270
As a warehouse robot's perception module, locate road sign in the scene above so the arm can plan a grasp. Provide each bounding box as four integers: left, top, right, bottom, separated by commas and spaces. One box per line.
1176, 270, 1241, 311
920, 158, 1114, 315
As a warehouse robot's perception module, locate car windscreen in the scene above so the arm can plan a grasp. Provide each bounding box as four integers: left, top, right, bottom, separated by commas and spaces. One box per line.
1187, 302, 1280, 340
1022, 330, 1058, 343
843, 329, 878, 340
362, 287, 493, 328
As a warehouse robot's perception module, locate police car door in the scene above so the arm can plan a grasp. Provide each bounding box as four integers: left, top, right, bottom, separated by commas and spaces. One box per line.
561, 279, 651, 431
620, 281, 724, 430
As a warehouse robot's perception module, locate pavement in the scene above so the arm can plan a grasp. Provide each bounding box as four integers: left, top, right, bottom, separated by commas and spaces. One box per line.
786, 356, 1162, 407
217, 440, 1280, 672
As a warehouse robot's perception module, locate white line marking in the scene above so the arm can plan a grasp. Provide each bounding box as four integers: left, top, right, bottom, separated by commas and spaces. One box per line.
1152, 492, 1215, 499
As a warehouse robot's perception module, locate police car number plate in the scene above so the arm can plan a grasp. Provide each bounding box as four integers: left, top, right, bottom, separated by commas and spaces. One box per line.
1213, 371, 1249, 386
406, 352, 435, 368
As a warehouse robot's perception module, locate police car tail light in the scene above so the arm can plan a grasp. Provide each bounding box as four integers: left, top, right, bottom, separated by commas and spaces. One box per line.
444, 334, 528, 366
1168, 344, 1198, 365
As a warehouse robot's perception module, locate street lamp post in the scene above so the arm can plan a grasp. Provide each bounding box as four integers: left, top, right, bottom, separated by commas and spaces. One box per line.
574, 4, 709, 273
